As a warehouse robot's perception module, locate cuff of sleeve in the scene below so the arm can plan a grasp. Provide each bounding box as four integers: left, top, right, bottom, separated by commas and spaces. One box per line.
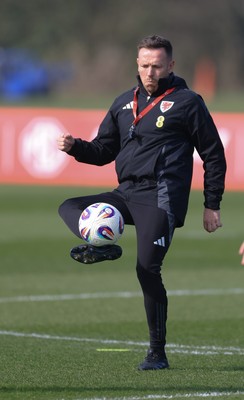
67, 139, 80, 156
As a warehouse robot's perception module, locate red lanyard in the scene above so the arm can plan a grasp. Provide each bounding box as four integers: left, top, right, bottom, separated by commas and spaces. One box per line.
132, 86, 175, 126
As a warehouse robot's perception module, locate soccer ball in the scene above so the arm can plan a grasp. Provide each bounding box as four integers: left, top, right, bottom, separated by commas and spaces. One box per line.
78, 203, 124, 247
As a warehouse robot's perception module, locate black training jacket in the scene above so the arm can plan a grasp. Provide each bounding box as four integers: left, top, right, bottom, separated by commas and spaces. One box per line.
68, 73, 226, 227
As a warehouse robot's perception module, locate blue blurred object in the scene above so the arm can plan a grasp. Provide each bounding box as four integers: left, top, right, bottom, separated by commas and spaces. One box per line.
0, 48, 72, 100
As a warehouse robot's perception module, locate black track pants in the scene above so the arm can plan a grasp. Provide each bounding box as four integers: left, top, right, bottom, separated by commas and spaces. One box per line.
58, 181, 175, 351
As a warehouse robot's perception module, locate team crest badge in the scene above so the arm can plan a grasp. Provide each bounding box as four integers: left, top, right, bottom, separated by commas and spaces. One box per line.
160, 101, 174, 113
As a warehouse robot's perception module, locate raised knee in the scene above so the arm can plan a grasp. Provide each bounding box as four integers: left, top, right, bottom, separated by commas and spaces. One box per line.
58, 198, 77, 218
58, 199, 68, 217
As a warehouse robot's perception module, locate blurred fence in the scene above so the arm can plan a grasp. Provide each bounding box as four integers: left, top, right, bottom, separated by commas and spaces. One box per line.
0, 107, 243, 191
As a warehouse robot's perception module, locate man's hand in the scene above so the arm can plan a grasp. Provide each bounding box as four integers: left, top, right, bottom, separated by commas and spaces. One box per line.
239, 242, 244, 266
203, 208, 222, 233
57, 133, 75, 152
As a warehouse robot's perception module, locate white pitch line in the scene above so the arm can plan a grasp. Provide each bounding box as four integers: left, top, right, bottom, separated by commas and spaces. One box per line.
75, 392, 244, 400
0, 330, 243, 356
71, 391, 244, 400
0, 288, 244, 304
0, 291, 141, 304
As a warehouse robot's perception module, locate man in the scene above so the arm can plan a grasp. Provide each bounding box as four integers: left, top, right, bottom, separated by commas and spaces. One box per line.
57, 35, 226, 370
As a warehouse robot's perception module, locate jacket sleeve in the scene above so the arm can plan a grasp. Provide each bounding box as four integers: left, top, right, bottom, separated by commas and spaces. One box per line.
67, 108, 120, 166
186, 94, 227, 210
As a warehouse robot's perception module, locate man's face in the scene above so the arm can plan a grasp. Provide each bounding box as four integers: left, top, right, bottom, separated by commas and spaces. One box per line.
137, 48, 174, 95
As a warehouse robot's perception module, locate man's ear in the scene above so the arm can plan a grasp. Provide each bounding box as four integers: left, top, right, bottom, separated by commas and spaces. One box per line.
168, 60, 175, 73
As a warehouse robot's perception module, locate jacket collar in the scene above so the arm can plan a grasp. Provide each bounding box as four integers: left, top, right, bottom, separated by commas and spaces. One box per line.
136, 72, 187, 97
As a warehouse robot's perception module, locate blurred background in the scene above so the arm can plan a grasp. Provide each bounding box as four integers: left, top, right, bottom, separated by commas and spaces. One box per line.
0, 0, 244, 109
0, 3, 243, 396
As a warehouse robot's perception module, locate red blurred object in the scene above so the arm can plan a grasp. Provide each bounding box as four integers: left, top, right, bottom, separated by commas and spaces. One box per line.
0, 107, 243, 191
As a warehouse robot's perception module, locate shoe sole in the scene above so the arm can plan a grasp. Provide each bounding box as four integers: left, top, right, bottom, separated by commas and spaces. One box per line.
138, 361, 169, 370
70, 244, 122, 264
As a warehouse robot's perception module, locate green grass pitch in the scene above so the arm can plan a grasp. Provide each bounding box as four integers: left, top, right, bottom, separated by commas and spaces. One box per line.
0, 185, 243, 400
